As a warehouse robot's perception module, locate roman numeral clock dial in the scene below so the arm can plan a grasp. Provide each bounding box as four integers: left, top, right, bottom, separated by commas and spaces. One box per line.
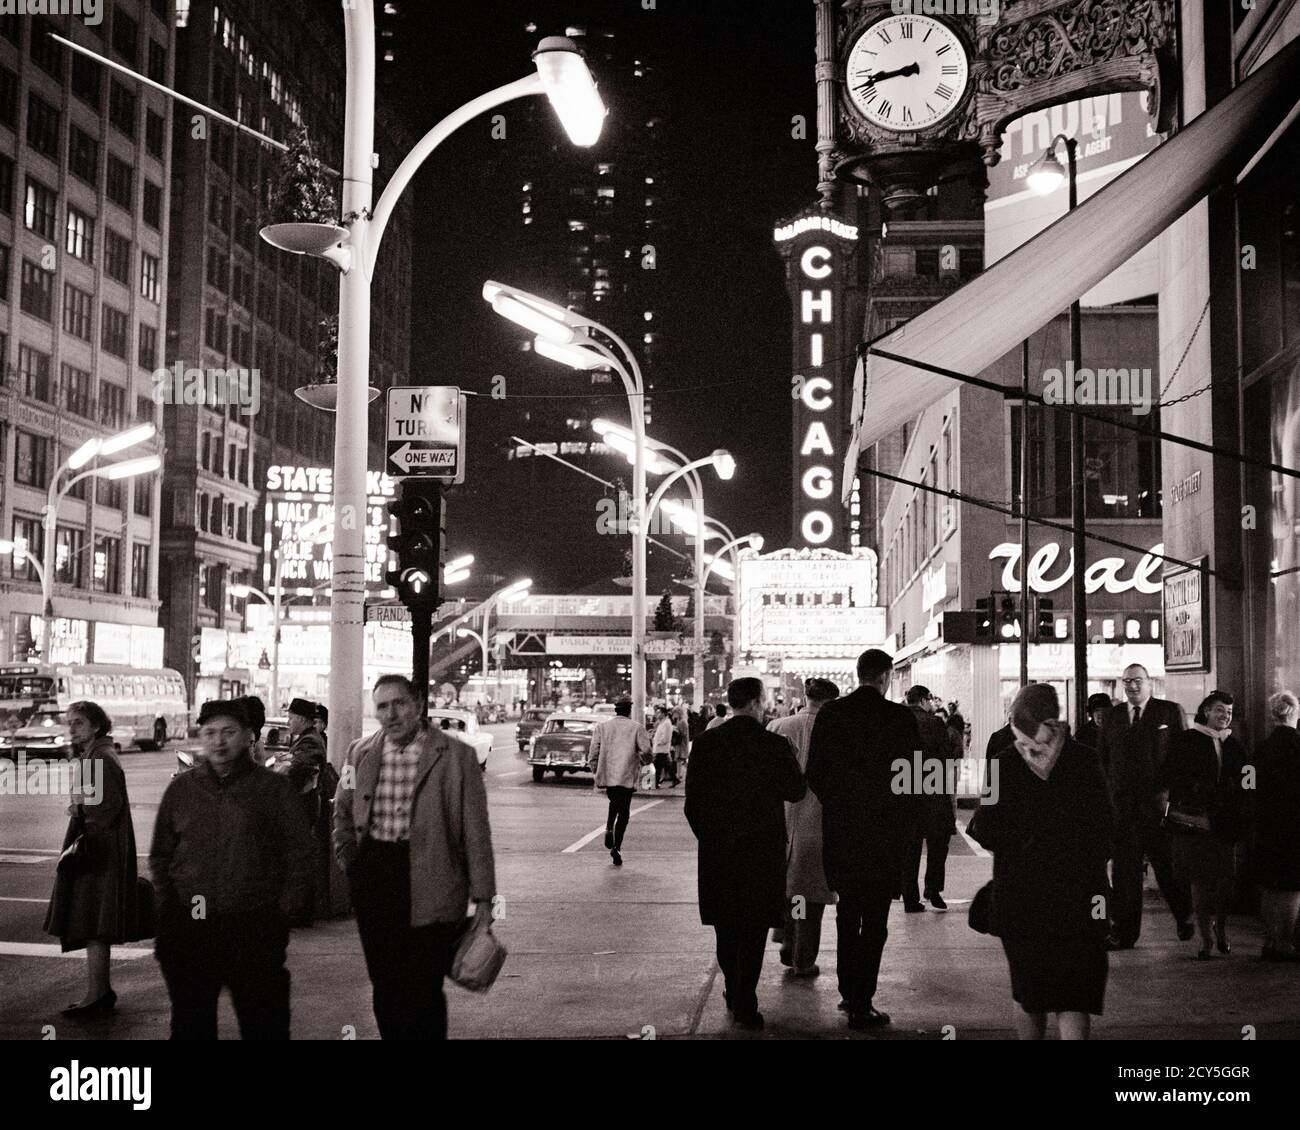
845, 14, 969, 132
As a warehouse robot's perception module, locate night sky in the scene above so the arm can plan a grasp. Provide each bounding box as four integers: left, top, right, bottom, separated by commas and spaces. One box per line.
386, 0, 819, 592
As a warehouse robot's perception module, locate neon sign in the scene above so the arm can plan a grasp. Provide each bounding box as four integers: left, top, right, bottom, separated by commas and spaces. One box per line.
774, 216, 859, 242
988, 542, 1164, 595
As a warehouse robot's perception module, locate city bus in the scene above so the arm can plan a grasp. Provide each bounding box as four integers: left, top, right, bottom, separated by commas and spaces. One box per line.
0, 663, 189, 749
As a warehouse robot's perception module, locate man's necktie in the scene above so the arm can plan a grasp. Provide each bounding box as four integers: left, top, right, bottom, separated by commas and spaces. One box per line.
1132, 705, 1142, 727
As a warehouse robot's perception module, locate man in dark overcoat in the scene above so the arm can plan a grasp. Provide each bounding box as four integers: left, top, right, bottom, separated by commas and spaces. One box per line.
685, 677, 804, 1031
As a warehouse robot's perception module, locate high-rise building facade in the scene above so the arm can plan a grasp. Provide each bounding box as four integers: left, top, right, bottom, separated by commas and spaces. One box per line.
0, 3, 173, 667
160, 0, 411, 703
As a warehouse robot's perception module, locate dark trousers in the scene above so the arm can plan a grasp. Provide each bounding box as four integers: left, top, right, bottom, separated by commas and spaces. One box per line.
654, 752, 677, 786
900, 824, 951, 904
713, 921, 769, 1019
605, 786, 634, 848
156, 905, 290, 1040
836, 890, 893, 1013
349, 839, 466, 1040
1111, 821, 1193, 944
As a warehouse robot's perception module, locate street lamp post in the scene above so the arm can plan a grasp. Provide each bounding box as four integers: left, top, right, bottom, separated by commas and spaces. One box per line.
484, 282, 649, 721
1029, 134, 1087, 726
39, 426, 159, 659
262, 3, 605, 764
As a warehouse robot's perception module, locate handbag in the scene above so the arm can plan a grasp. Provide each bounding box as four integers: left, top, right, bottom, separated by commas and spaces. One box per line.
56, 814, 89, 877
449, 914, 508, 993
968, 881, 998, 936
1162, 801, 1212, 836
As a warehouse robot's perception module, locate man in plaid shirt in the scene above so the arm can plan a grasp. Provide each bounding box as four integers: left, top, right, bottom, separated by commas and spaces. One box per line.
334, 675, 496, 1039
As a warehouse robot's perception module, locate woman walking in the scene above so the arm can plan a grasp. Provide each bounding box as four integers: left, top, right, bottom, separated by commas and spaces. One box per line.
44, 701, 140, 1017
1159, 691, 1248, 960
1256, 692, 1300, 961
968, 683, 1114, 1040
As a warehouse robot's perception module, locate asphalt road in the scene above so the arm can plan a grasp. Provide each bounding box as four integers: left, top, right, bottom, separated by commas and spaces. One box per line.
2, 722, 1298, 1040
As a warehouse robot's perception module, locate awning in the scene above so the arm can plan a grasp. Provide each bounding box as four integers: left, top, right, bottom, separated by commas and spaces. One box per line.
842, 34, 1300, 504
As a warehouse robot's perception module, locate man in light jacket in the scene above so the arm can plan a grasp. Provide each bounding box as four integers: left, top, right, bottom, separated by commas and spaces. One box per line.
333, 674, 497, 1040
590, 699, 652, 867
651, 705, 677, 788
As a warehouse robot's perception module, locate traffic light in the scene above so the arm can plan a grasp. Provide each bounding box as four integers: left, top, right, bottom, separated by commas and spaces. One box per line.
386, 481, 444, 609
1035, 597, 1056, 640
974, 595, 994, 640
998, 595, 1019, 640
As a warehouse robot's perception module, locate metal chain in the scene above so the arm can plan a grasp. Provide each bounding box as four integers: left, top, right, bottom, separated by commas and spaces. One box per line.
1159, 294, 1212, 399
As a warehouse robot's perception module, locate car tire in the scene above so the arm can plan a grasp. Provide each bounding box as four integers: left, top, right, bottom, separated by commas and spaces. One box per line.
518, 743, 527, 753
531, 766, 545, 783
552, 769, 566, 779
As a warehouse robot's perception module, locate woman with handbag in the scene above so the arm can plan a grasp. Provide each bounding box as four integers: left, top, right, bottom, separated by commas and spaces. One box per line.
43, 701, 142, 1017
1158, 691, 1248, 960
967, 683, 1114, 1040
1257, 692, 1300, 960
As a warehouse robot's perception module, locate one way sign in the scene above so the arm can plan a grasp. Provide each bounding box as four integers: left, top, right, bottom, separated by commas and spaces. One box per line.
385, 386, 465, 483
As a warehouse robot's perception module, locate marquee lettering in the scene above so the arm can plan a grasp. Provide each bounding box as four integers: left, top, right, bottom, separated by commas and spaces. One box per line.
989, 542, 1165, 595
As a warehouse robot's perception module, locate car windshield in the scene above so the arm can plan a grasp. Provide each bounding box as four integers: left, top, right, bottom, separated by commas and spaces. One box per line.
526, 711, 548, 721
545, 719, 594, 735
433, 715, 473, 732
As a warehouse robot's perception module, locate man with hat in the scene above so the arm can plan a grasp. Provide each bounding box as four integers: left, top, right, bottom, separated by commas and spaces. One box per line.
901, 685, 960, 912
151, 699, 314, 1039
287, 697, 327, 797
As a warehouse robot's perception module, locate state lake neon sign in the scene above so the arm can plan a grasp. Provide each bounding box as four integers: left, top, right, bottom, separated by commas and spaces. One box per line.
989, 541, 1164, 595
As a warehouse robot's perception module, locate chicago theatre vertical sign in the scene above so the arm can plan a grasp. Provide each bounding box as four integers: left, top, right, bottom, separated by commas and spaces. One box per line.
775, 211, 860, 549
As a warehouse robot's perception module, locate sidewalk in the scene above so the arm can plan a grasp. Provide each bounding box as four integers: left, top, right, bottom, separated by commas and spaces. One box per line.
4, 846, 1296, 1040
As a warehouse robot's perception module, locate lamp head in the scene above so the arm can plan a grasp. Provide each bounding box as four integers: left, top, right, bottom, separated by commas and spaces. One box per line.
68, 438, 103, 470
230, 584, 253, 599
102, 454, 162, 480
100, 423, 156, 457
712, 450, 736, 481
1027, 147, 1067, 196
533, 36, 606, 148
748, 534, 764, 552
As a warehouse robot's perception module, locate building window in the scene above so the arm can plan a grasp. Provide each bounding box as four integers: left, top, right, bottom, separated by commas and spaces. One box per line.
104, 229, 131, 284
55, 527, 85, 588
25, 93, 60, 161
131, 543, 150, 597
96, 475, 123, 511
20, 259, 54, 321
204, 308, 227, 351
915, 248, 939, 278
109, 80, 137, 138
9, 515, 41, 582
0, 154, 13, 214
206, 250, 227, 290
202, 564, 223, 612
65, 206, 96, 263
112, 9, 139, 64
62, 364, 92, 417
142, 180, 162, 229
960, 247, 984, 278
138, 323, 158, 369
24, 177, 57, 239
145, 109, 164, 158
29, 17, 63, 77
147, 39, 167, 83
208, 187, 230, 233
0, 241, 8, 301
106, 155, 134, 211
62, 283, 94, 341
135, 394, 154, 424
101, 306, 129, 359
14, 430, 50, 487
71, 52, 103, 109
0, 64, 16, 128
140, 251, 160, 302
99, 380, 126, 428
68, 126, 100, 186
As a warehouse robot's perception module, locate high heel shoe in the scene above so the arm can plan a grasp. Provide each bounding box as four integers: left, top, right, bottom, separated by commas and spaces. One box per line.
61, 989, 116, 1018
1215, 923, 1231, 955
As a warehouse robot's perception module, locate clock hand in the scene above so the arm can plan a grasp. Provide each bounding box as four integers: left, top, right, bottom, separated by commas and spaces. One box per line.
858, 61, 921, 85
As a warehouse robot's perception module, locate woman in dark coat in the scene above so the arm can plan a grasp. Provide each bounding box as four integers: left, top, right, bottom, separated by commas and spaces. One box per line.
1255, 691, 1300, 960
969, 683, 1114, 1040
1158, 691, 1247, 960
44, 701, 139, 1016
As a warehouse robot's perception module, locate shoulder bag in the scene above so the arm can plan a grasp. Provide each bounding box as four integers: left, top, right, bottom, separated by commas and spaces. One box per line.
449, 914, 508, 992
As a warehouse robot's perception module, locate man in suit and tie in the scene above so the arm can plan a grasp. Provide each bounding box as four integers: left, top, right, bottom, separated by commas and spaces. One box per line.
1097, 663, 1193, 948
807, 649, 923, 1029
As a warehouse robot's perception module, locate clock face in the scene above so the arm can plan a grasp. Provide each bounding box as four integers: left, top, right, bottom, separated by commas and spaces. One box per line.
845, 13, 970, 132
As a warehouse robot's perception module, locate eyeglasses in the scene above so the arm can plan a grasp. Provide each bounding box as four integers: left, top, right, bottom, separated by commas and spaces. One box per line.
1120, 678, 1147, 686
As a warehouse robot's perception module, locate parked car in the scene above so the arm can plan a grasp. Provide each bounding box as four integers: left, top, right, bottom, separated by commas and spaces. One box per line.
515, 707, 551, 752
429, 709, 492, 770
0, 705, 72, 761
528, 711, 603, 782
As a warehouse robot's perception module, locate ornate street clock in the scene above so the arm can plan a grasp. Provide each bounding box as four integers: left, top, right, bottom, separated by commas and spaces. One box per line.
844, 12, 971, 133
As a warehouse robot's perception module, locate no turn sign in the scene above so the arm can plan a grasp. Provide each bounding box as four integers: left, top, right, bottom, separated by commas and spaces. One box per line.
385, 386, 465, 482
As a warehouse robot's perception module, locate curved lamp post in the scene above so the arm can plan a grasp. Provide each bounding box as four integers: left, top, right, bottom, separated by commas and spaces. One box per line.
262, 7, 605, 762
484, 280, 650, 719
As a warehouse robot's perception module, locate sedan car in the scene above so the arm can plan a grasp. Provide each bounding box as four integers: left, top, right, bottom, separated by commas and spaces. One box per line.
528, 711, 604, 782
429, 709, 492, 770
0, 705, 72, 761
515, 707, 551, 752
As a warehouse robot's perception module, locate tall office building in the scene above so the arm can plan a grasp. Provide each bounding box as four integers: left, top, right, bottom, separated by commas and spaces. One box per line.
0, 3, 173, 667
159, 0, 412, 701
